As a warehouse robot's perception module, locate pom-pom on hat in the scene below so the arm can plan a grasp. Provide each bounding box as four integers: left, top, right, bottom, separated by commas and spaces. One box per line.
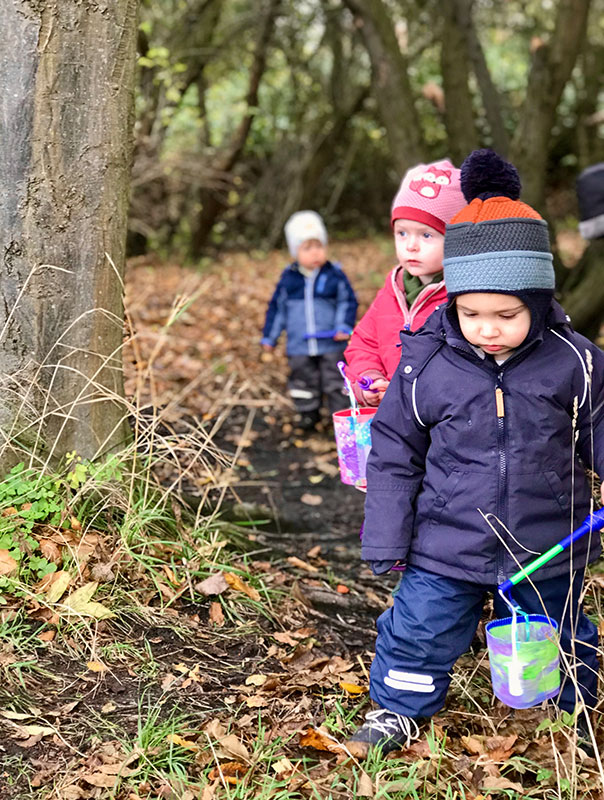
577, 162, 604, 240
391, 159, 466, 234
284, 210, 328, 258
443, 149, 555, 295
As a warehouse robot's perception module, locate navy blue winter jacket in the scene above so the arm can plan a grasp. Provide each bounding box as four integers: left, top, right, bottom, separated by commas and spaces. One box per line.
363, 302, 604, 584
261, 261, 358, 356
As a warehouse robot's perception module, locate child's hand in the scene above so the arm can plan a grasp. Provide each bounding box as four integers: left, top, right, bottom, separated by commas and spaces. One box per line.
362, 378, 389, 406
333, 331, 350, 341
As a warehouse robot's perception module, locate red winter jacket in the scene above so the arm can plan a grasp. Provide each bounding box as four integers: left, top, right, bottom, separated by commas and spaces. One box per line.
344, 266, 446, 400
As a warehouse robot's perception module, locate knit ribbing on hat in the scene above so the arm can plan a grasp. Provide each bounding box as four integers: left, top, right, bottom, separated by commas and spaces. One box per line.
445, 218, 550, 258
445, 251, 555, 294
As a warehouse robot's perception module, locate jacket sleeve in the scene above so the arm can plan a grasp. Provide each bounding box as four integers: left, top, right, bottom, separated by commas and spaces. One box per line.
575, 338, 604, 479
344, 294, 388, 382
333, 270, 358, 334
261, 275, 287, 346
362, 366, 430, 562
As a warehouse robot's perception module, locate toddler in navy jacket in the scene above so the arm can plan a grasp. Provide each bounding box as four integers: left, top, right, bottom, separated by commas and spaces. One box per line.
262, 211, 358, 429
349, 151, 604, 756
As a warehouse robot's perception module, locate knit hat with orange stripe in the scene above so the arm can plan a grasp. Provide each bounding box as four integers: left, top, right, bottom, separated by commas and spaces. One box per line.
443, 150, 555, 295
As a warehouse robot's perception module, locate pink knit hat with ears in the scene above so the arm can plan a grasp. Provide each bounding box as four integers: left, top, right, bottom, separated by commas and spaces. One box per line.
391, 159, 465, 234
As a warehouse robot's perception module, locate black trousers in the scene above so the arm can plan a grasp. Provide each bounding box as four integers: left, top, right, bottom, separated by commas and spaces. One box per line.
287, 350, 348, 416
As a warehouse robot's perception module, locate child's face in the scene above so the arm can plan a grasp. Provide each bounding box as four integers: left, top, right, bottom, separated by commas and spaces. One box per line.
393, 218, 444, 284
456, 293, 531, 358
297, 239, 327, 270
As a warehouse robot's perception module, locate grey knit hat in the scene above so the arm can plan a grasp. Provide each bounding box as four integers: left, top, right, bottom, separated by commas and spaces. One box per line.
284, 211, 328, 258
444, 150, 555, 295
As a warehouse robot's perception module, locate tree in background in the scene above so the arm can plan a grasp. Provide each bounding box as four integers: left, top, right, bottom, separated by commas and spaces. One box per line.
128, 0, 604, 336
0, 0, 139, 470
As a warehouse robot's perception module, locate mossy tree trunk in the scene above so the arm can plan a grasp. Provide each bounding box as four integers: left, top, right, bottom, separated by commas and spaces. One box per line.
0, 0, 139, 471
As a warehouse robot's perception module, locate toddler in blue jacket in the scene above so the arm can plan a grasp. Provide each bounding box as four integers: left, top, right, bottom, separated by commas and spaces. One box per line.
262, 211, 358, 429
349, 151, 604, 756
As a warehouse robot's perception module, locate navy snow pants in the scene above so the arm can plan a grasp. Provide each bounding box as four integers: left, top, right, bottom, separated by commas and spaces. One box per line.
370, 566, 599, 718
287, 349, 348, 416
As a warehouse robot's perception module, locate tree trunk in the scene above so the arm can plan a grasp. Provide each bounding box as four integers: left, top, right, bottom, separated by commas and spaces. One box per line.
558, 239, 604, 340
511, 0, 591, 208
440, 0, 479, 164
190, 0, 279, 257
342, 0, 422, 173
0, 0, 138, 470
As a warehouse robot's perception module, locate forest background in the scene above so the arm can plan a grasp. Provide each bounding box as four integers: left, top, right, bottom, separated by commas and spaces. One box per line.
130, 0, 604, 336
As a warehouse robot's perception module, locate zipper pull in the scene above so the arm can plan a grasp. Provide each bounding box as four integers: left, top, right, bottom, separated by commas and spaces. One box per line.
495, 387, 505, 418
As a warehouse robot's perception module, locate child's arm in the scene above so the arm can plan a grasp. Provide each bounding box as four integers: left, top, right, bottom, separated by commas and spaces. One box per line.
333, 270, 358, 338
362, 365, 429, 564
344, 299, 389, 404
575, 340, 604, 499
261, 278, 287, 348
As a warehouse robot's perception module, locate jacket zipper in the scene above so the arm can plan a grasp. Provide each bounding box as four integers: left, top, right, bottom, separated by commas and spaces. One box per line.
304, 270, 318, 356
495, 376, 507, 583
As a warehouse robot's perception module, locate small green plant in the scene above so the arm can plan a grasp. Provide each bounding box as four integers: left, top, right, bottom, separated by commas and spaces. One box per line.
0, 463, 66, 594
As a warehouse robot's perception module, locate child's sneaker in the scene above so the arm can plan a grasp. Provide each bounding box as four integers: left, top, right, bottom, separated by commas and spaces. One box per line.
347, 709, 420, 757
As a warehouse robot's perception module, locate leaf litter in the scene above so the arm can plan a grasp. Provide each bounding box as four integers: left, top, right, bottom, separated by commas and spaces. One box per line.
2, 244, 603, 798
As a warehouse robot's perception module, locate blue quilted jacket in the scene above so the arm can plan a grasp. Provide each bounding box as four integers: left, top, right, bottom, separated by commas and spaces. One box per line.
261, 261, 358, 356
363, 302, 604, 584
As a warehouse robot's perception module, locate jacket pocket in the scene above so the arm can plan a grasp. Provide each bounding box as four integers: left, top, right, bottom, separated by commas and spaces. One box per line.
543, 470, 570, 511
428, 470, 464, 526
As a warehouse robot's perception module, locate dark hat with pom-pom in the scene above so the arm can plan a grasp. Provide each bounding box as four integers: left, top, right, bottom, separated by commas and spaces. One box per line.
443, 149, 555, 295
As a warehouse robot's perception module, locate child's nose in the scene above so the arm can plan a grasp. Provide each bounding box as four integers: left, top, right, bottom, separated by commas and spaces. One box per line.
406, 236, 419, 251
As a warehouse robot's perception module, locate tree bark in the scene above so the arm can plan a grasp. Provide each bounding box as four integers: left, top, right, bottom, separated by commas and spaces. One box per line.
190, 0, 279, 257
342, 0, 422, 173
0, 0, 138, 470
511, 0, 591, 208
440, 0, 479, 164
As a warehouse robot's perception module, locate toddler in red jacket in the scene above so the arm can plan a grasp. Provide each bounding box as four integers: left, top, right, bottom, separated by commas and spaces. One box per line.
345, 160, 466, 405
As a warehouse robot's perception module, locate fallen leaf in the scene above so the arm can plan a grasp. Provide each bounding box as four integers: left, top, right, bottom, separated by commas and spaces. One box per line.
0, 549, 18, 577
461, 735, 485, 755
70, 516, 82, 531
209, 762, 248, 784
300, 493, 323, 506
39, 539, 62, 563
101, 702, 116, 713
357, 769, 374, 797
308, 474, 325, 484
224, 572, 260, 602
482, 776, 524, 792
62, 582, 115, 619
336, 584, 350, 593
12, 724, 56, 739
37, 629, 56, 642
272, 756, 295, 777
245, 674, 267, 686
209, 601, 225, 627
339, 681, 367, 695
44, 570, 72, 603
244, 694, 268, 708
306, 545, 321, 558
196, 573, 228, 596
287, 556, 318, 573
272, 631, 298, 646
299, 727, 345, 754
216, 733, 250, 762
86, 660, 107, 673
167, 733, 199, 751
